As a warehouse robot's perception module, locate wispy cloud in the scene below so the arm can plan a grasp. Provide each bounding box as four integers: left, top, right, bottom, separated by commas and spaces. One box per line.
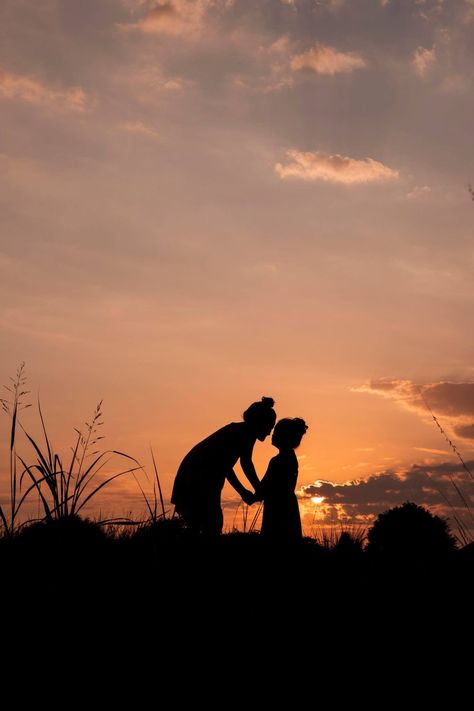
354, 379, 474, 441
413, 45, 436, 77
414, 447, 450, 456
406, 185, 432, 199
0, 67, 87, 111
120, 121, 160, 138
463, 0, 474, 23
135, 1, 192, 35
290, 44, 367, 75
122, 65, 191, 103
120, 0, 214, 36
275, 150, 399, 184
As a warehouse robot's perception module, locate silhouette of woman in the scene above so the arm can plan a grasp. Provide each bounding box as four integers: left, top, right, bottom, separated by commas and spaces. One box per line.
259, 418, 308, 543
171, 397, 277, 537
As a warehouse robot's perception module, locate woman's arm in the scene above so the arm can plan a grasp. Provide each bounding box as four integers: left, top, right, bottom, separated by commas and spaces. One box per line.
225, 469, 255, 505
239, 439, 261, 490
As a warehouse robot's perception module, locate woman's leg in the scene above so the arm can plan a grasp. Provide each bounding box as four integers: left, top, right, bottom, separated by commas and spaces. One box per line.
200, 497, 223, 538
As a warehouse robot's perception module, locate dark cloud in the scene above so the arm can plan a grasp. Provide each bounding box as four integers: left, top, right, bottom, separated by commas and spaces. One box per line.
300, 461, 474, 536
356, 380, 474, 441
453, 423, 474, 440
423, 382, 474, 418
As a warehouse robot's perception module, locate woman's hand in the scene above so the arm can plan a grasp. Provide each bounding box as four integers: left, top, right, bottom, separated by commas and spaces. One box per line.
252, 487, 263, 503
241, 489, 256, 506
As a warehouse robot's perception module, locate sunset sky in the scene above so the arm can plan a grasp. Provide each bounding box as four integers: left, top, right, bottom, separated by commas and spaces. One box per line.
1, 0, 474, 536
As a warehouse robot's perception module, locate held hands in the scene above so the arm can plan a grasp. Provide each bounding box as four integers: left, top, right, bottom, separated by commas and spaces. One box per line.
241, 488, 263, 505
241, 489, 257, 506
253, 485, 263, 503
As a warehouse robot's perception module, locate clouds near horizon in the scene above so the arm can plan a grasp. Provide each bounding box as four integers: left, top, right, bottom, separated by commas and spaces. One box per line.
300, 460, 474, 536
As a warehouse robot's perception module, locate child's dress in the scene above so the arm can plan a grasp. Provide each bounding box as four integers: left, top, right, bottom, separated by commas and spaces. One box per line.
260, 450, 302, 542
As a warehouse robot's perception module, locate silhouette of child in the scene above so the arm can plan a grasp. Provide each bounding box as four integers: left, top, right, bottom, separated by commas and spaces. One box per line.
258, 417, 308, 543
171, 397, 277, 537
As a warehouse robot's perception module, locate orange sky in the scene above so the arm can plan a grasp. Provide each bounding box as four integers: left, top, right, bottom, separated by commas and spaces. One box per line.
1, 0, 474, 536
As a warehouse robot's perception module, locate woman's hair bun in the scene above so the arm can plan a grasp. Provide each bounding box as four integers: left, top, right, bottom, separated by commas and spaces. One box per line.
243, 397, 277, 425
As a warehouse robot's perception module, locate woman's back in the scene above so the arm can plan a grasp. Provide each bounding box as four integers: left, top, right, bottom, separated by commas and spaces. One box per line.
171, 422, 255, 507
170, 397, 277, 536
179, 421, 253, 472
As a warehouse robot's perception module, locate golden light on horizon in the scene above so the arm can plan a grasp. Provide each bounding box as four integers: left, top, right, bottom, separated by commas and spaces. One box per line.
311, 496, 325, 505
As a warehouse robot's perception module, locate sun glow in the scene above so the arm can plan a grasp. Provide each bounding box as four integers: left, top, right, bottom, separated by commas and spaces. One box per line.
311, 496, 325, 505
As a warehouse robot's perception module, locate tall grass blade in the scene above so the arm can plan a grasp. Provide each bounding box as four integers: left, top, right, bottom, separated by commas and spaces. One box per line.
75, 466, 142, 514
150, 445, 166, 519
17, 457, 53, 520
37, 395, 53, 471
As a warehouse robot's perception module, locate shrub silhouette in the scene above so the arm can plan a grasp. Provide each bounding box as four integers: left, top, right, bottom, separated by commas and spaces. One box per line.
366, 502, 457, 560
131, 516, 189, 546
333, 530, 364, 560
16, 513, 107, 549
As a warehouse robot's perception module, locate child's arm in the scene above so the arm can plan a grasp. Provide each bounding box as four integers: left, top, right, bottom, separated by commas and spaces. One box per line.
225, 469, 255, 505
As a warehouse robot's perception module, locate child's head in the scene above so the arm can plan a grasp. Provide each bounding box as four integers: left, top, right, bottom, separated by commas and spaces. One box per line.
271, 418, 308, 450
243, 396, 277, 441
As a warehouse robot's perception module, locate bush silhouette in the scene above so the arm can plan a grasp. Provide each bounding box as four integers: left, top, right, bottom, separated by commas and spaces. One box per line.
16, 514, 107, 550
366, 502, 457, 560
333, 531, 364, 560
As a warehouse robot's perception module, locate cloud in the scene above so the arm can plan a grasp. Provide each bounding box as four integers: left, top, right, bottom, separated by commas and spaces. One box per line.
137, 2, 189, 34
422, 382, 474, 419
120, 121, 160, 138
0, 68, 86, 111
275, 150, 399, 184
413, 45, 436, 76
299, 461, 474, 535
406, 185, 432, 199
120, 0, 213, 36
414, 447, 450, 455
123, 64, 190, 101
454, 423, 474, 439
269, 35, 291, 54
291, 0, 346, 11
232, 66, 294, 94
290, 44, 367, 75
354, 379, 474, 441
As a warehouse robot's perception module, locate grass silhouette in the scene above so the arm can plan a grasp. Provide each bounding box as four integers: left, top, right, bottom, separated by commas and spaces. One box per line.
0, 364, 143, 533
18, 398, 143, 522
0, 362, 32, 535
417, 384, 474, 544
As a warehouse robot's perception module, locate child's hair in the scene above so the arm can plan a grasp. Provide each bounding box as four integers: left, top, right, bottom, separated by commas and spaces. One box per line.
243, 397, 277, 427
272, 417, 308, 449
